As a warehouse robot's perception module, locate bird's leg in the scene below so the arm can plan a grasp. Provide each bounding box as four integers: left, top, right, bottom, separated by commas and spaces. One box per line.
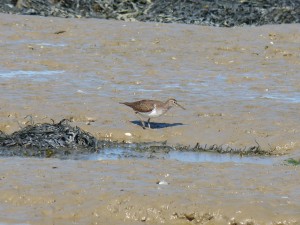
147, 118, 151, 129
135, 112, 146, 129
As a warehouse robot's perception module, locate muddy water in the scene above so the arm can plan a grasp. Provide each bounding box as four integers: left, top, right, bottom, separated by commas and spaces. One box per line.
0, 13, 300, 224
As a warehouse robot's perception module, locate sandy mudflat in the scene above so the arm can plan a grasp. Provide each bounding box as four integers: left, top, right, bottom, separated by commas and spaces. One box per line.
0, 13, 300, 224
0, 157, 299, 225
0, 14, 300, 153
0, 13, 300, 153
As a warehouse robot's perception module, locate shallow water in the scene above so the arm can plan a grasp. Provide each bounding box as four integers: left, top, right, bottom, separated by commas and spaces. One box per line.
0, 69, 65, 81
87, 148, 281, 165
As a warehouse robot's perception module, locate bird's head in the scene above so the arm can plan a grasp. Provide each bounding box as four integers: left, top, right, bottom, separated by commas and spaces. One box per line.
167, 98, 186, 110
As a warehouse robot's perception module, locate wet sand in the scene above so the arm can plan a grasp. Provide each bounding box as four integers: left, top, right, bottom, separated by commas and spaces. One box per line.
0, 157, 299, 225
0, 13, 299, 153
0, 13, 300, 224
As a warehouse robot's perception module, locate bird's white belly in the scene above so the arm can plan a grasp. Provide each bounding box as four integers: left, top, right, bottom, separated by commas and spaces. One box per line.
139, 108, 163, 118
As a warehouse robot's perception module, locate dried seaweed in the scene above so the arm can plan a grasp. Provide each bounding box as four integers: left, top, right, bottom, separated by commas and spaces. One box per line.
0, 119, 101, 157
0, 119, 274, 158
0, 119, 97, 149
174, 140, 274, 156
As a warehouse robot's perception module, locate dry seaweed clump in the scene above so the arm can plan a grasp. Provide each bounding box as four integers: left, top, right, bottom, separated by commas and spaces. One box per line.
0, 119, 100, 157
0, 119, 273, 158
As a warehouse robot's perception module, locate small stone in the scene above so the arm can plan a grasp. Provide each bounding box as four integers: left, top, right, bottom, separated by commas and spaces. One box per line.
157, 180, 168, 185
54, 30, 66, 34
86, 117, 96, 122
184, 213, 195, 221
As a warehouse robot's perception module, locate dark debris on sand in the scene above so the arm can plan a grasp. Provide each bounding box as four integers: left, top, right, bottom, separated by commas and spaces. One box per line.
0, 119, 109, 158
0, 119, 273, 159
190, 141, 272, 155
0, 119, 97, 148
0, 0, 299, 27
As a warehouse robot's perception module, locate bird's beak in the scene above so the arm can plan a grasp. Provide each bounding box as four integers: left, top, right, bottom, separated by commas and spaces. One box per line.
175, 102, 186, 110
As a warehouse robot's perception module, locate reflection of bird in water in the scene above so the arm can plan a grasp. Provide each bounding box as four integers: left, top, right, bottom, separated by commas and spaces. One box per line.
120, 98, 185, 129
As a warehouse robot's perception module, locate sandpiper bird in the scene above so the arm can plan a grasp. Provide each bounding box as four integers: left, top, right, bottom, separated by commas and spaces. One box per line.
120, 98, 185, 129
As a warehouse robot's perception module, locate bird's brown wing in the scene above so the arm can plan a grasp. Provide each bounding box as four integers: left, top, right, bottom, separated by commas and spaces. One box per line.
121, 100, 158, 113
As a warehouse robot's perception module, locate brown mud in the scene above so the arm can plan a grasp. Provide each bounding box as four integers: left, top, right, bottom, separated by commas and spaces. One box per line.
0, 13, 300, 224
0, 157, 299, 225
0, 13, 299, 154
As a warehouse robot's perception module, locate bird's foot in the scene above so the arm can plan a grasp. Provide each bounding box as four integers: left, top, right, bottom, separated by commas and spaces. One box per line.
147, 119, 151, 129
